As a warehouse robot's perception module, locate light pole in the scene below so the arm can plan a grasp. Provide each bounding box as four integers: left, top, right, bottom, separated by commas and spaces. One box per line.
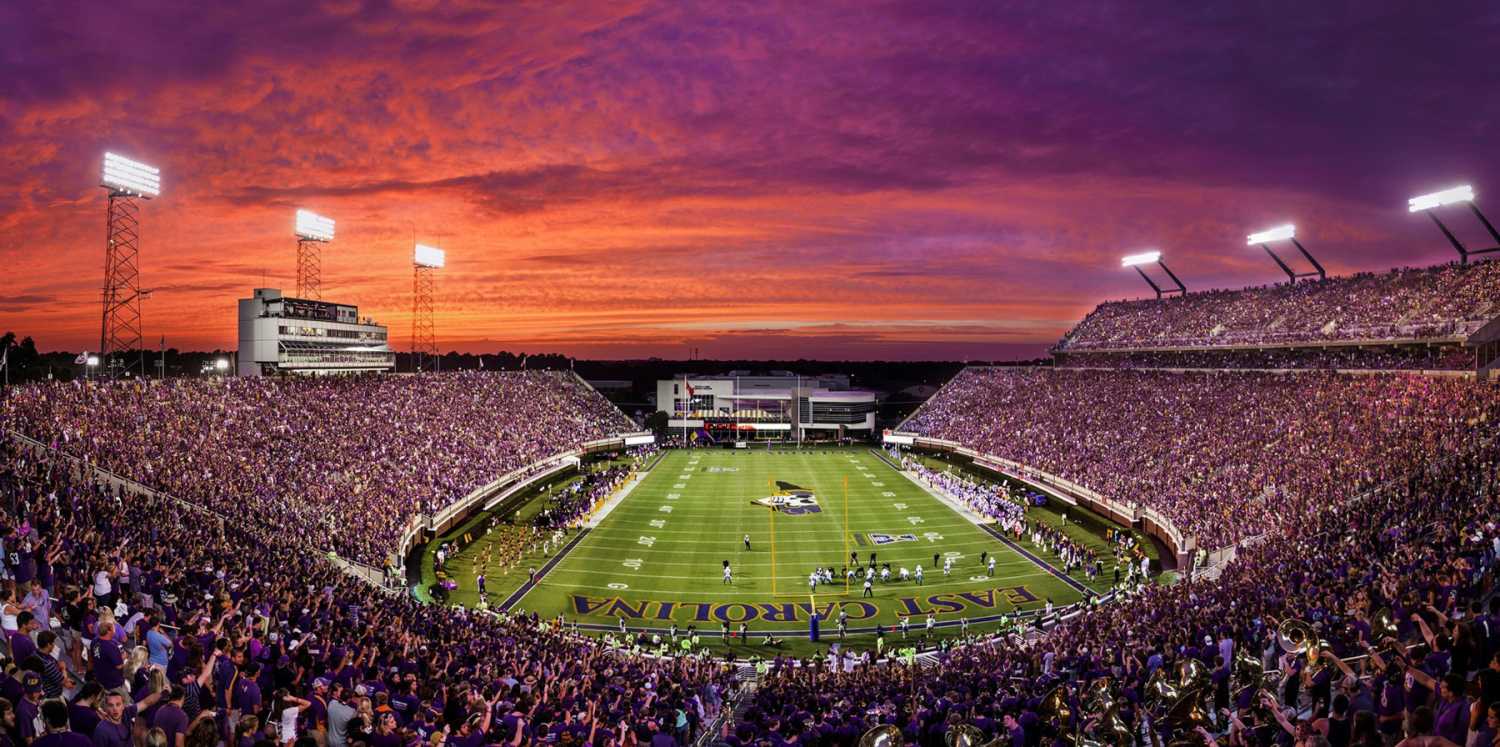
294, 209, 335, 299
1120, 251, 1186, 299
1408, 185, 1499, 264
412, 244, 444, 373
99, 152, 160, 378
1246, 224, 1324, 283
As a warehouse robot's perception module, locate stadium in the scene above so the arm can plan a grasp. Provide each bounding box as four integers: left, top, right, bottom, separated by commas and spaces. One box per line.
3, 5, 1500, 747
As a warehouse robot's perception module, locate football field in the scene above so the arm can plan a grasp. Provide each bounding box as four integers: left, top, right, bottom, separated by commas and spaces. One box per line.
501, 447, 1089, 648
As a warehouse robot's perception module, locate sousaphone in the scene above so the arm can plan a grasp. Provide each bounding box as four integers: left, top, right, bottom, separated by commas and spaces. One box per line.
946, 724, 985, 747
859, 725, 904, 747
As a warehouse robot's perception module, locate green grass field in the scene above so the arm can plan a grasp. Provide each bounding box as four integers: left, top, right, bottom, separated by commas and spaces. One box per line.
440, 447, 1097, 654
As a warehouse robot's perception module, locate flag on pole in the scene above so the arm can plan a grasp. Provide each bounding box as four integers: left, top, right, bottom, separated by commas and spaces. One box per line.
0, 346, 8, 372
74, 351, 88, 365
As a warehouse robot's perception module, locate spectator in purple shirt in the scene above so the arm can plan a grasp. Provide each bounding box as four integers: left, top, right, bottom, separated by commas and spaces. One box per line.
14, 674, 42, 746
7, 614, 36, 665
65, 686, 101, 740
149, 689, 189, 747
88, 624, 124, 693
31, 701, 90, 747
90, 690, 161, 747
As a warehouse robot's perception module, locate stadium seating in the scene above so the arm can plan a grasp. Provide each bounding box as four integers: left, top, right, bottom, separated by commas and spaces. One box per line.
1054, 344, 1475, 371
0, 438, 734, 746
0, 371, 634, 566
1056, 261, 1500, 352
901, 367, 1497, 549
2, 341, 1497, 745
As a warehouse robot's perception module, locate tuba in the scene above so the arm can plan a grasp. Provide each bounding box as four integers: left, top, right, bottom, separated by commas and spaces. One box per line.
1276, 619, 1317, 656
1144, 668, 1181, 712
1371, 608, 1399, 643
1099, 705, 1135, 747
946, 724, 986, 747
859, 725, 904, 747
1040, 684, 1074, 727
1083, 677, 1117, 714
1166, 688, 1211, 729
1175, 658, 1209, 691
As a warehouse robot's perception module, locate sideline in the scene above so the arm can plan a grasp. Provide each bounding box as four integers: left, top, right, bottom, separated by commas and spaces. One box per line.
890, 451, 1094, 597
583, 462, 652, 528
499, 528, 594, 611
499, 458, 655, 609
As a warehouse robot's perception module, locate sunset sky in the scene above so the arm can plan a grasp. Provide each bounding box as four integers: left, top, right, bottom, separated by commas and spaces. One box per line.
2, 2, 1497, 360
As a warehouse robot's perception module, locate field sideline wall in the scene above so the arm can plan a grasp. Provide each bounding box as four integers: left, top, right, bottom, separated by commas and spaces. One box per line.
888, 430, 1190, 571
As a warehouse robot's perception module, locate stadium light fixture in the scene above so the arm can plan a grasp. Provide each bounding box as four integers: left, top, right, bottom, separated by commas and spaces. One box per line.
86, 355, 100, 367
101, 152, 161, 197
1408, 185, 1474, 213
294, 209, 335, 241
1246, 224, 1296, 245
412, 244, 442, 373
215, 358, 229, 371
1120, 251, 1161, 267
1120, 250, 1185, 299
293, 209, 334, 299
1247, 223, 1325, 283
1407, 184, 1499, 264
414, 244, 446, 268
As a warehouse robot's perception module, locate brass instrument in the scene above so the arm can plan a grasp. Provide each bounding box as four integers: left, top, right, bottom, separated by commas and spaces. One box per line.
1232, 648, 1263, 684
1099, 705, 1135, 747
1165, 688, 1211, 729
946, 724, 985, 747
1040, 684, 1074, 728
1276, 619, 1316, 656
1175, 658, 1209, 691
1371, 607, 1398, 642
1083, 677, 1117, 713
1144, 668, 1181, 711
859, 725, 904, 747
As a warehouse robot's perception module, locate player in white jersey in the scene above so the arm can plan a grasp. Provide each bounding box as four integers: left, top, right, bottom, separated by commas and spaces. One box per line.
722, 565, 733, 584
943, 558, 952, 576
987, 556, 996, 576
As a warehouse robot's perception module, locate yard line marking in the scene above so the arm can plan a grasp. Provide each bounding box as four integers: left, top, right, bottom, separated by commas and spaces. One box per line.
497, 527, 593, 611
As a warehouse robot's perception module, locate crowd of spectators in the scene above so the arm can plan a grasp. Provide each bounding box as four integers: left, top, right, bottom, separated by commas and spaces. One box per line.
0, 372, 635, 567
0, 357, 1496, 746
0, 438, 734, 747
902, 367, 1499, 550
743, 430, 1500, 747
1056, 261, 1500, 352
1056, 344, 1476, 372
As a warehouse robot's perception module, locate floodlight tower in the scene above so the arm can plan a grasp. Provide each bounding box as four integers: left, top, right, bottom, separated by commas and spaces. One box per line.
1120, 251, 1186, 299
1247, 224, 1324, 283
294, 210, 335, 299
99, 153, 161, 378
1408, 185, 1500, 264
412, 244, 444, 372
